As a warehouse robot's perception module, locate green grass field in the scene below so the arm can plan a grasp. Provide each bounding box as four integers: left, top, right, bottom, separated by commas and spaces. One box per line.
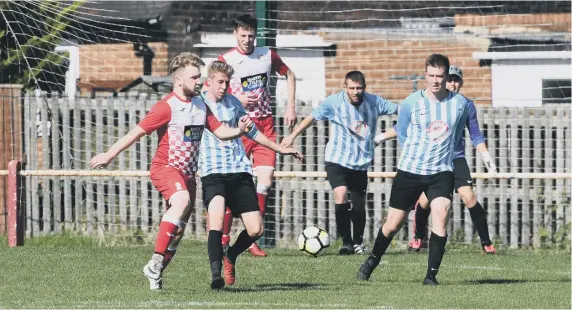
1, 237, 570, 309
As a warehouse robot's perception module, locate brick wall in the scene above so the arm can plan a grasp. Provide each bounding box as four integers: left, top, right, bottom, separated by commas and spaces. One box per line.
322, 32, 492, 104
455, 13, 571, 32
78, 42, 169, 92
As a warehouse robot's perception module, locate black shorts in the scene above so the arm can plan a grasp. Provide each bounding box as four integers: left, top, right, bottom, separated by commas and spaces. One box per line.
389, 169, 454, 211
453, 158, 473, 190
201, 172, 259, 218
325, 162, 368, 193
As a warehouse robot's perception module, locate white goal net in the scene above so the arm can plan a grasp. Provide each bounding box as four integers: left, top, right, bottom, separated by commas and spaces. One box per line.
1, 1, 570, 249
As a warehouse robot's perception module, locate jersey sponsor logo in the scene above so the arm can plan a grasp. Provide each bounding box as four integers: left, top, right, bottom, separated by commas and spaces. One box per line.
426, 120, 450, 143
184, 125, 204, 142
241, 73, 267, 92
349, 120, 369, 138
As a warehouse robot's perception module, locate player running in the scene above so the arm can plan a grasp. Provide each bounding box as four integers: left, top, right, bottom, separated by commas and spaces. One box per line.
215, 14, 298, 257
376, 65, 498, 254
90, 53, 253, 290
357, 54, 472, 285
281, 71, 399, 255
200, 61, 303, 289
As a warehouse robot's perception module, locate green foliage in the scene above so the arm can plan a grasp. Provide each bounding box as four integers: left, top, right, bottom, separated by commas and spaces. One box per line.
0, 0, 83, 90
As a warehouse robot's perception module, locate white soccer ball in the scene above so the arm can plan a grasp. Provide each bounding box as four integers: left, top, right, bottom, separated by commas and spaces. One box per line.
298, 227, 330, 257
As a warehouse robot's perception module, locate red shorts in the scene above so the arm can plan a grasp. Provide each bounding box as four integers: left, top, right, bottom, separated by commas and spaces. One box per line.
241, 116, 277, 169
150, 164, 197, 204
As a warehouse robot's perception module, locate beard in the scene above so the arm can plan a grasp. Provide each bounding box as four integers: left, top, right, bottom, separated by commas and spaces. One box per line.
182, 85, 196, 97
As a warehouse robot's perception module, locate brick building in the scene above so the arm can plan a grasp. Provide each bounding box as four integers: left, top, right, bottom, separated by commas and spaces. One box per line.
73, 1, 571, 104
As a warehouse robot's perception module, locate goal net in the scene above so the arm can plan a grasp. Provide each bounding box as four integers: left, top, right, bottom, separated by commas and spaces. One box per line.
1, 1, 570, 249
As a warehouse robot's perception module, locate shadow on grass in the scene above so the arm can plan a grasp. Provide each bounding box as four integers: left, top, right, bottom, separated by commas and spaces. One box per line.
223, 282, 326, 292
465, 278, 571, 285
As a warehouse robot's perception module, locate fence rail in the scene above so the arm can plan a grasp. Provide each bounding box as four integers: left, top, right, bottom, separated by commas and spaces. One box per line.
7, 93, 572, 248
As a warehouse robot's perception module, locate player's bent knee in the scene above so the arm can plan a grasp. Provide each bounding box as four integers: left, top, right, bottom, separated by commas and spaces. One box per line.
168, 191, 192, 213
332, 187, 348, 203
460, 191, 477, 208
245, 222, 263, 237
250, 225, 264, 238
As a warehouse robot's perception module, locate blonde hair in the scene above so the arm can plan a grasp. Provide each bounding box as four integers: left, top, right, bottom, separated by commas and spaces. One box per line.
169, 52, 205, 75
207, 60, 235, 78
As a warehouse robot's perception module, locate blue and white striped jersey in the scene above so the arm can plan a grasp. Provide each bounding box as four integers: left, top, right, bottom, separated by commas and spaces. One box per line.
312, 91, 399, 171
395, 90, 470, 175
199, 92, 259, 177
453, 99, 486, 159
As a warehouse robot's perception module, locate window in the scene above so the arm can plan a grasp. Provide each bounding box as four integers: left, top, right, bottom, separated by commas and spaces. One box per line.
542, 79, 571, 104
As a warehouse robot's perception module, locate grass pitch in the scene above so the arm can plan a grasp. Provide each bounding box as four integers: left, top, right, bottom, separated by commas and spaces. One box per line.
0, 236, 570, 309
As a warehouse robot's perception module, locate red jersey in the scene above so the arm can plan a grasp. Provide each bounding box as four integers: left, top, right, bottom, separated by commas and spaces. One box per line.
218, 47, 289, 118
138, 92, 221, 180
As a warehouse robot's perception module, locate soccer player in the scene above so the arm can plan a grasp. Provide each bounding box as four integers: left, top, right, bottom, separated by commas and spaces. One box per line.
200, 61, 302, 289
281, 71, 399, 255
409, 66, 497, 254
215, 14, 298, 257
357, 54, 471, 285
90, 52, 254, 291
376, 66, 498, 254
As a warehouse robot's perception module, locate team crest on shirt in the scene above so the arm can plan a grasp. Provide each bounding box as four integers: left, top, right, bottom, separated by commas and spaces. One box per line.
426, 120, 450, 143
241, 73, 267, 91
184, 125, 204, 142
349, 121, 369, 138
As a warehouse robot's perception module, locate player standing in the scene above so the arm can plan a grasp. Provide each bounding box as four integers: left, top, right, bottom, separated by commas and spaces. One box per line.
281, 71, 399, 255
216, 14, 298, 257
357, 54, 471, 285
90, 53, 253, 290
200, 61, 303, 289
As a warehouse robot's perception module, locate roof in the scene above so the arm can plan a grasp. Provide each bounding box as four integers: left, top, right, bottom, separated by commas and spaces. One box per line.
76, 1, 173, 22
472, 51, 571, 60
119, 76, 172, 92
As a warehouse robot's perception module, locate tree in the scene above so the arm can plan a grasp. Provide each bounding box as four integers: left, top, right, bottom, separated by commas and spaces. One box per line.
0, 0, 83, 91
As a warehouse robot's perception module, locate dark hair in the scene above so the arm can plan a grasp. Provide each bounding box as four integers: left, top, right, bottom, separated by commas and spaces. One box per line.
425, 54, 450, 73
234, 14, 258, 31
344, 71, 366, 86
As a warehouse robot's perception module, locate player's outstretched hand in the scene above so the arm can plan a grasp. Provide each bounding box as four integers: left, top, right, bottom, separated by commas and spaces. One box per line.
90, 153, 112, 169
480, 151, 497, 174
284, 107, 296, 131
279, 147, 304, 162
238, 115, 254, 133
280, 134, 295, 148
238, 92, 258, 108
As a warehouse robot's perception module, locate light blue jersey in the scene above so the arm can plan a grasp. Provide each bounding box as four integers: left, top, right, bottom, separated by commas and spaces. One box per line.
453, 100, 486, 159
199, 92, 259, 176
313, 91, 399, 171
396, 89, 470, 175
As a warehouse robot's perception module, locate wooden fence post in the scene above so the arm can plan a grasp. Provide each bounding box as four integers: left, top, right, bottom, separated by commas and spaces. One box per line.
0, 84, 24, 236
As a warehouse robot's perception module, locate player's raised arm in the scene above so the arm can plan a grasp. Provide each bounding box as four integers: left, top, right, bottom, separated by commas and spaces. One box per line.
252, 132, 303, 161
280, 114, 315, 148
280, 95, 334, 148
91, 99, 171, 169
90, 126, 147, 169
211, 115, 254, 140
